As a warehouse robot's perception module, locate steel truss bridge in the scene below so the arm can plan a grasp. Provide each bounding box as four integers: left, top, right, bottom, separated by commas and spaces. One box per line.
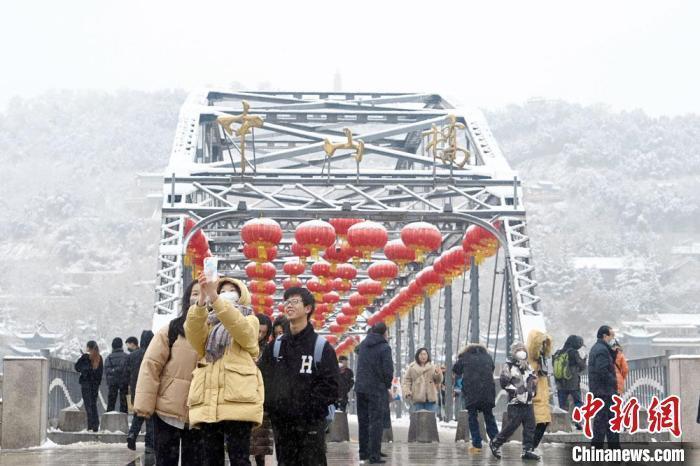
152, 89, 544, 417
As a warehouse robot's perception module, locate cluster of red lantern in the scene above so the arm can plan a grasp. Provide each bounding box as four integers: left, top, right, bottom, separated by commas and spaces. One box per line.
183, 218, 212, 279
242, 218, 283, 316
334, 336, 360, 357
245, 261, 276, 315
365, 222, 501, 328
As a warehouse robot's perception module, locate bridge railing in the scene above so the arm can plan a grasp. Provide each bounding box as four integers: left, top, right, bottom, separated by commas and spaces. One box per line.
580, 354, 668, 406
47, 356, 108, 428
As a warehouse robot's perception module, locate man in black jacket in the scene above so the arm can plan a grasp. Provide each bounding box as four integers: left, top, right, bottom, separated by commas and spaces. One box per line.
260, 287, 340, 466
105, 337, 129, 413
452, 343, 499, 452
355, 322, 393, 465
588, 325, 620, 449
126, 330, 154, 451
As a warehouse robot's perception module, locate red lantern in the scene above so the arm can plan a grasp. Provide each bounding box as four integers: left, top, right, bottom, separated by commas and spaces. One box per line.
241, 218, 283, 262
291, 242, 311, 264
341, 303, 361, 316
329, 324, 346, 335
416, 266, 444, 296
249, 280, 276, 295
314, 303, 331, 317
462, 223, 500, 264
307, 277, 333, 301
334, 263, 357, 283
443, 246, 470, 279
295, 220, 336, 260
326, 335, 338, 346
329, 218, 365, 244
347, 221, 388, 260
312, 317, 325, 330
243, 244, 278, 263
357, 279, 384, 302
245, 262, 276, 281
283, 259, 305, 277
401, 222, 442, 263
311, 260, 333, 285
332, 277, 352, 295
336, 314, 356, 327
348, 292, 370, 310
323, 245, 352, 273
283, 277, 302, 290
368, 260, 399, 287
322, 291, 340, 306
366, 312, 383, 327
251, 294, 274, 308
384, 239, 416, 270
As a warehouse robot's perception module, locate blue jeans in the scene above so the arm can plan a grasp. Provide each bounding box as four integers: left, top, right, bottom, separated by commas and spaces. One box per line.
412, 402, 436, 413
467, 407, 499, 448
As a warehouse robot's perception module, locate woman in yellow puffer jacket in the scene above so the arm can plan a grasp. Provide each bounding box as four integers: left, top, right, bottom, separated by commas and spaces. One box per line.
185, 273, 263, 466
527, 328, 553, 451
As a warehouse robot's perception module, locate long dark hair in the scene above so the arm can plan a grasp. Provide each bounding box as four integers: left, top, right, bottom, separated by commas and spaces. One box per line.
87, 340, 101, 369
169, 280, 197, 347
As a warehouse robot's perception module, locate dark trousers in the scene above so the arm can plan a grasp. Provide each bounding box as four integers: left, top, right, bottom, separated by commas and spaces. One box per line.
271, 419, 327, 466
107, 384, 128, 413
128, 414, 154, 449
557, 388, 583, 411
493, 404, 536, 450
467, 407, 499, 448
153, 414, 203, 466
533, 422, 549, 448
81, 384, 100, 432
357, 391, 385, 461
591, 394, 620, 449
200, 420, 253, 466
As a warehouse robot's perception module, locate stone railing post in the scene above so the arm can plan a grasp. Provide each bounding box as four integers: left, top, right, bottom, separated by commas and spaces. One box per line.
1, 356, 49, 449
668, 355, 700, 446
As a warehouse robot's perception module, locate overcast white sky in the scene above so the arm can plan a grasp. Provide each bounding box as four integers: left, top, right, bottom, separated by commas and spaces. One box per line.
1, 1, 698, 116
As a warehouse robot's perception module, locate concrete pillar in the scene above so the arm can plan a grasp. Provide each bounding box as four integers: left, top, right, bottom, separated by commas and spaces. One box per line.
407, 410, 440, 443
328, 411, 350, 442
1, 356, 49, 449
668, 355, 700, 445
58, 407, 87, 432
455, 410, 488, 443
100, 412, 129, 433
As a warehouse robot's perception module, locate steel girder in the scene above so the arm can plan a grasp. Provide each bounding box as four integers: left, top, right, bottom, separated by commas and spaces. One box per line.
153, 89, 544, 339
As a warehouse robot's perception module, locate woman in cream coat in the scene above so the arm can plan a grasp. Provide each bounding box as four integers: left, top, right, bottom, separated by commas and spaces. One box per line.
185, 273, 263, 466
134, 280, 202, 465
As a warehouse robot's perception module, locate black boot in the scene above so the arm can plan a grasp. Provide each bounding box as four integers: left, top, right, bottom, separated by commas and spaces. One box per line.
489, 440, 502, 459
126, 434, 136, 451
521, 448, 541, 460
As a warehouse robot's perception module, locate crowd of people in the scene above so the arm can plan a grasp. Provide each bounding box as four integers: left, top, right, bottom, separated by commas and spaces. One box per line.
74, 271, 632, 465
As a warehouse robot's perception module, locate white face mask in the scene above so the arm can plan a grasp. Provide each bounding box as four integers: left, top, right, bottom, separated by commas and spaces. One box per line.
515, 350, 527, 360
220, 291, 240, 305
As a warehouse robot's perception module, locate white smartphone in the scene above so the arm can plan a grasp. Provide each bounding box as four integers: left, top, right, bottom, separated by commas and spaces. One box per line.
203, 257, 219, 281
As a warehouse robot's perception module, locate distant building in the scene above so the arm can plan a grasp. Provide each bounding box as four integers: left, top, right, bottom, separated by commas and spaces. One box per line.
571, 256, 646, 286
618, 313, 700, 359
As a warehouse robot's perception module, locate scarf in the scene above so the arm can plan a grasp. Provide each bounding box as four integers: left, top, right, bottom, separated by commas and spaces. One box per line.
205, 303, 253, 363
